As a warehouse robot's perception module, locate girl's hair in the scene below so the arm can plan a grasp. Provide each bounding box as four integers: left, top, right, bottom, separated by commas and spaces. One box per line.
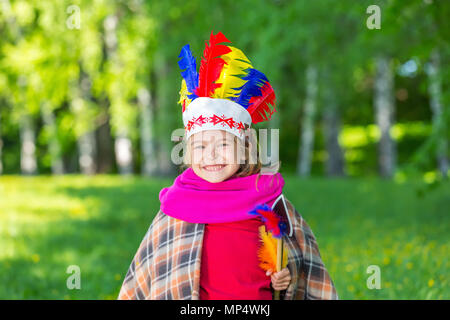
180, 133, 262, 178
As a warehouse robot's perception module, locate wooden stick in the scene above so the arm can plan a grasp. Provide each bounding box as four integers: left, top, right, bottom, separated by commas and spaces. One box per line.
274, 237, 283, 300
258, 225, 283, 300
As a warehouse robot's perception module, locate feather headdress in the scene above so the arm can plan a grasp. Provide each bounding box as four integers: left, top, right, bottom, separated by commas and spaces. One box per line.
177, 31, 277, 140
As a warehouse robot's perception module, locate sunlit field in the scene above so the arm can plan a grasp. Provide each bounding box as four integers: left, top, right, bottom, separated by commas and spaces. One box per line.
0, 175, 448, 299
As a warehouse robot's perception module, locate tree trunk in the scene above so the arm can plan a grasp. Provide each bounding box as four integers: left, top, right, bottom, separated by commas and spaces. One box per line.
71, 71, 97, 175
96, 114, 114, 174
374, 55, 396, 178
154, 51, 175, 176
41, 101, 64, 174
19, 113, 37, 175
114, 132, 133, 175
138, 88, 158, 176
104, 14, 134, 175
322, 87, 345, 176
297, 65, 318, 176
427, 49, 448, 178
3, 0, 32, 175
78, 130, 97, 175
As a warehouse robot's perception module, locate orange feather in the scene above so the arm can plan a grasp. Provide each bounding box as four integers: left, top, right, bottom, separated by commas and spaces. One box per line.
257, 225, 288, 272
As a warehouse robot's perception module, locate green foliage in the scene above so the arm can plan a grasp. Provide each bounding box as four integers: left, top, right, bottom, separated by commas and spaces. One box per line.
0, 0, 448, 177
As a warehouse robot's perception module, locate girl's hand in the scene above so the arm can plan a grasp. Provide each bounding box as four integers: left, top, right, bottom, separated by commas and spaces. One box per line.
267, 267, 291, 291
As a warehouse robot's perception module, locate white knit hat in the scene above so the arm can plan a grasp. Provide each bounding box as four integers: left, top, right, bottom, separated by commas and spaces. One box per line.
182, 97, 252, 140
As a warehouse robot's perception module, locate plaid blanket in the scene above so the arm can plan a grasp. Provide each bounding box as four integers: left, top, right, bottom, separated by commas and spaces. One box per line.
117, 198, 338, 300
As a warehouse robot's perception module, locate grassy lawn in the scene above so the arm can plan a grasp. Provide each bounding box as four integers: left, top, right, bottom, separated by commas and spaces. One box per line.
0, 174, 448, 299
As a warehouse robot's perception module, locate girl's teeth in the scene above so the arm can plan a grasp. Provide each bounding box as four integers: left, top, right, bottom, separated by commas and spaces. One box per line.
204, 165, 225, 171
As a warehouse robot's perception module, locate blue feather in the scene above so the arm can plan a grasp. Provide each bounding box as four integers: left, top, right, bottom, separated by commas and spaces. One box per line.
178, 44, 199, 100
233, 68, 268, 109
248, 204, 271, 217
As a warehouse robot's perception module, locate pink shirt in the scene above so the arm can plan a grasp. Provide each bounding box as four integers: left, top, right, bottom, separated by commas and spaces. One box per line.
199, 217, 272, 300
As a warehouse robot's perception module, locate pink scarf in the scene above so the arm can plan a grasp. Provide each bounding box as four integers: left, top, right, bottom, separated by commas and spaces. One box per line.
159, 168, 285, 223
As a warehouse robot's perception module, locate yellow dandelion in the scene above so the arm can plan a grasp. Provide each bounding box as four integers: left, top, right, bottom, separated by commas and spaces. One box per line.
428, 279, 434, 287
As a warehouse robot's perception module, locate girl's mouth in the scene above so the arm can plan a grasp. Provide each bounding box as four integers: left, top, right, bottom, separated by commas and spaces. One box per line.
202, 164, 226, 172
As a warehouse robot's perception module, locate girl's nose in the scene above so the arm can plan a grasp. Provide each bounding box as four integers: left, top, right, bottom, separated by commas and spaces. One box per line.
204, 144, 217, 161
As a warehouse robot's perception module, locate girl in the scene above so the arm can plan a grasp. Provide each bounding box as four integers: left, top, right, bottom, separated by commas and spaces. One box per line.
117, 31, 338, 300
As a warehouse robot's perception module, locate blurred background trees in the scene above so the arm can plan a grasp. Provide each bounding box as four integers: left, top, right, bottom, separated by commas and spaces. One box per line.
1, 0, 449, 300
0, 0, 448, 180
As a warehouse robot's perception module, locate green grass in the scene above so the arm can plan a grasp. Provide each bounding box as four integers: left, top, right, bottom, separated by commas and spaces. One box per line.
0, 174, 448, 299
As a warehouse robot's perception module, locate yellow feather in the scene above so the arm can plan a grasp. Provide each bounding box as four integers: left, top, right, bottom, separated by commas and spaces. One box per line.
212, 46, 253, 99
178, 79, 192, 108
257, 225, 289, 272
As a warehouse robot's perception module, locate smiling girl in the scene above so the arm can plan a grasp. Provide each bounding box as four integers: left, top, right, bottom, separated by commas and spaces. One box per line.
187, 128, 295, 299
117, 31, 337, 300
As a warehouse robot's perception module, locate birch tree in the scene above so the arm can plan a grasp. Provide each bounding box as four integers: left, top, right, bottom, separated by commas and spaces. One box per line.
297, 65, 318, 176
41, 101, 64, 174
322, 82, 345, 177
2, 0, 38, 175
374, 55, 396, 178
426, 49, 448, 177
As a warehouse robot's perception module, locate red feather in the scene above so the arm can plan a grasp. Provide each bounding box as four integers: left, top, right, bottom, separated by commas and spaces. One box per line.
195, 31, 232, 98
246, 82, 276, 124
256, 208, 282, 237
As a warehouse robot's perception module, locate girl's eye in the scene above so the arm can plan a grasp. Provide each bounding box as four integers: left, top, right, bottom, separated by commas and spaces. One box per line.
221, 143, 228, 147
194, 145, 204, 150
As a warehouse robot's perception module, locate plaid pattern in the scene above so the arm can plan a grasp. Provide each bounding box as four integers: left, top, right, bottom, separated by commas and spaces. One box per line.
117, 197, 338, 300
283, 199, 338, 299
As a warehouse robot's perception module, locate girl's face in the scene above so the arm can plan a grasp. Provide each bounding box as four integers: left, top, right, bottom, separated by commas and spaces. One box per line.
188, 130, 244, 183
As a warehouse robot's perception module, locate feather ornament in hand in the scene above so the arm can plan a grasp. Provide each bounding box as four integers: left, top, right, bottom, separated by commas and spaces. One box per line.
249, 204, 287, 238
257, 225, 289, 272
250, 204, 289, 273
